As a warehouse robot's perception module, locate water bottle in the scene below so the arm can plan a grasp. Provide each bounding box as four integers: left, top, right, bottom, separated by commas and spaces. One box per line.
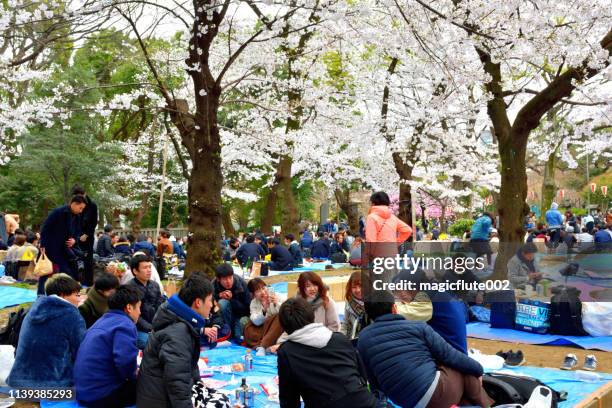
244, 349, 253, 371
0, 264, 5, 277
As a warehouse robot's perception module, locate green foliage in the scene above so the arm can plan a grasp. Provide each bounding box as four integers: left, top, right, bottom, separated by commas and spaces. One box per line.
448, 218, 474, 237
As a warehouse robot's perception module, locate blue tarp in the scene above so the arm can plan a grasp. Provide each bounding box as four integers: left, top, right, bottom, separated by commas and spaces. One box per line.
0, 285, 36, 309
38, 344, 612, 408
467, 322, 612, 352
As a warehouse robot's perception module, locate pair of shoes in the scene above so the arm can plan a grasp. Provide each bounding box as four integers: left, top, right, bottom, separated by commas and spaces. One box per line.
496, 350, 525, 366
561, 354, 597, 371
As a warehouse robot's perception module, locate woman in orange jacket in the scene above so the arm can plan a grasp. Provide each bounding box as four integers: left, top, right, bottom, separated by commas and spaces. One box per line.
365, 191, 412, 261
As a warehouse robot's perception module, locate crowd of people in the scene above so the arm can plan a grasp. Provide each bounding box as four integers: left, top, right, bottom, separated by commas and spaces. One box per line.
2, 188, 611, 407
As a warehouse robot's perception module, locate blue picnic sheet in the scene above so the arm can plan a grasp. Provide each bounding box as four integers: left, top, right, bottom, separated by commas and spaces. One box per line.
37, 344, 612, 408
0, 285, 37, 309
467, 322, 612, 352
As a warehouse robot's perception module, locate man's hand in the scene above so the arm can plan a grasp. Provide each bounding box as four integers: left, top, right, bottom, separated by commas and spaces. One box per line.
204, 327, 218, 342
529, 272, 543, 281
268, 344, 280, 354
79, 234, 88, 242
66, 238, 76, 248
220, 290, 233, 300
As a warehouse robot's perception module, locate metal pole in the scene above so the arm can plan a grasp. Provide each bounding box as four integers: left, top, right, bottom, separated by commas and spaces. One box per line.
156, 135, 169, 240
586, 153, 590, 211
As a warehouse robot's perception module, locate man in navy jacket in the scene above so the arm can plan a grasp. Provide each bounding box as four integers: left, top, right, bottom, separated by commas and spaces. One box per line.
39, 195, 87, 294
267, 237, 294, 271
357, 291, 492, 408
74, 285, 141, 407
310, 232, 331, 259
235, 234, 265, 266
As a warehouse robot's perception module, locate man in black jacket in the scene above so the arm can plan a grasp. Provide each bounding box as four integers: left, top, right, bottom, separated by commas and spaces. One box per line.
96, 225, 114, 258
267, 237, 294, 271
127, 254, 163, 349
137, 274, 229, 408
72, 185, 98, 286
277, 297, 376, 408
213, 263, 251, 341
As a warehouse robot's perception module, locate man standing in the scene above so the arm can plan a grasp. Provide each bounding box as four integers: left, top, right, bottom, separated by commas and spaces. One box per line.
545, 202, 564, 249
127, 254, 163, 349
72, 185, 98, 287
213, 263, 251, 341
39, 195, 87, 295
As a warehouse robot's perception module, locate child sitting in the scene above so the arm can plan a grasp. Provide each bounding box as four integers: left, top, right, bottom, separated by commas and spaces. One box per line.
200, 298, 231, 349
243, 278, 284, 355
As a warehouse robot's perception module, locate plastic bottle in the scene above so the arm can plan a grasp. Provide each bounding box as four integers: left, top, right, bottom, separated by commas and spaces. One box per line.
244, 349, 253, 371
0, 264, 5, 277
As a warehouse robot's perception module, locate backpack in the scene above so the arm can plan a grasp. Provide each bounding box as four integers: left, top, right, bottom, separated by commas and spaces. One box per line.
486, 290, 516, 329
482, 373, 563, 407
0, 307, 29, 353
330, 251, 347, 263
549, 286, 587, 336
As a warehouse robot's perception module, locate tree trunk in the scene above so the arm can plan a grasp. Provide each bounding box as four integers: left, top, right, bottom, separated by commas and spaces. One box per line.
492, 132, 530, 280
392, 152, 414, 233
180, 96, 223, 278
221, 203, 236, 237
132, 133, 156, 232
540, 152, 557, 223
334, 188, 359, 233
278, 156, 299, 237
261, 182, 280, 234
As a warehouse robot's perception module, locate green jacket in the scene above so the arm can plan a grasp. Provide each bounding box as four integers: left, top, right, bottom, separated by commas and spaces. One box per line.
78, 287, 108, 328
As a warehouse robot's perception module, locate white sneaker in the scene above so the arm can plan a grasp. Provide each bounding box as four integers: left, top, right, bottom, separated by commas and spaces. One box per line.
256, 346, 266, 357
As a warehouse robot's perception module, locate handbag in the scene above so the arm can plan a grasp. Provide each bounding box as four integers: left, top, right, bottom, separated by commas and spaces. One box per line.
33, 249, 54, 277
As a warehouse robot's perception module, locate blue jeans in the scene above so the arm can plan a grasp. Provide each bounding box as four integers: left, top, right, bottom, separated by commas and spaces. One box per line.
137, 331, 149, 350
218, 299, 249, 340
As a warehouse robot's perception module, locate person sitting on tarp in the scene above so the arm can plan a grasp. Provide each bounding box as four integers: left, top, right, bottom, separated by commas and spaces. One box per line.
300, 229, 314, 257
200, 297, 231, 349
243, 278, 284, 355
235, 234, 265, 267
311, 232, 331, 259
393, 269, 469, 354
357, 290, 492, 408
284, 234, 303, 267
267, 237, 294, 271
74, 285, 141, 408
277, 297, 377, 408
79, 273, 120, 329
114, 235, 132, 257
213, 263, 251, 341
133, 234, 156, 258
7, 274, 86, 390
507, 242, 542, 290
330, 233, 350, 262
594, 224, 612, 252
254, 233, 269, 256
137, 274, 231, 408
127, 254, 163, 350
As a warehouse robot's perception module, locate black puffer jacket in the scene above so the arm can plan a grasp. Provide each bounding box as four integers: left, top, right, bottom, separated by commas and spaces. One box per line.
136, 303, 200, 408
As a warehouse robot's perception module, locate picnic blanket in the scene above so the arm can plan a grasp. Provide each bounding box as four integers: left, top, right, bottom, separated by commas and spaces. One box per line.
467, 322, 612, 352
32, 344, 612, 408
0, 285, 36, 309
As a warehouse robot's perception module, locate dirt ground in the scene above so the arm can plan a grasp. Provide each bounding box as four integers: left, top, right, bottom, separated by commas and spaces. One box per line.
469, 338, 612, 372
